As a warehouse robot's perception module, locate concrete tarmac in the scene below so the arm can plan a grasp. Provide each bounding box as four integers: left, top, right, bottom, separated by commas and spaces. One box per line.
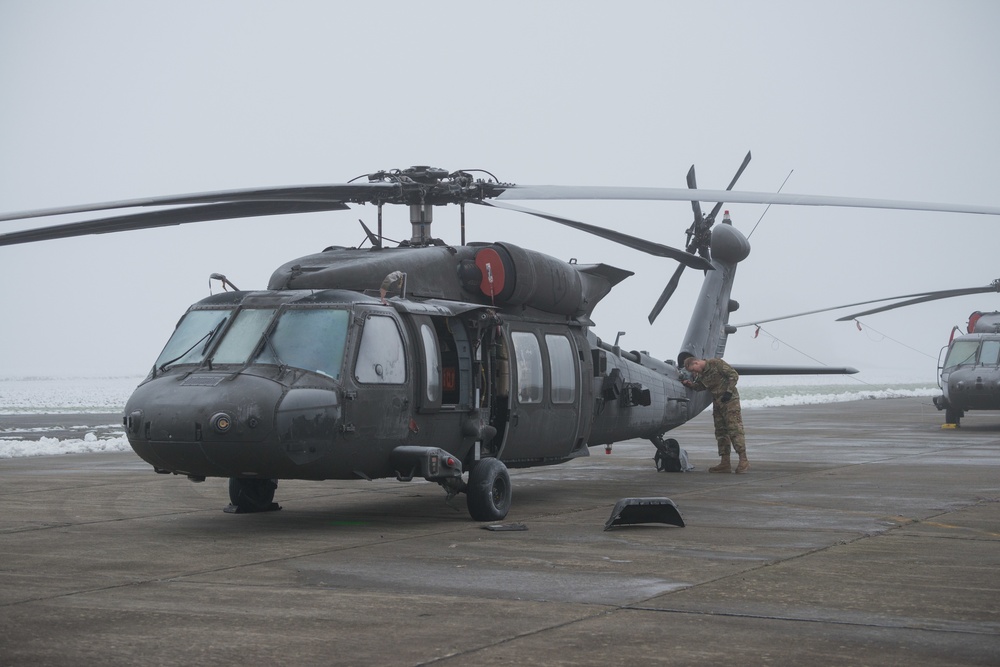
1, 397, 998, 666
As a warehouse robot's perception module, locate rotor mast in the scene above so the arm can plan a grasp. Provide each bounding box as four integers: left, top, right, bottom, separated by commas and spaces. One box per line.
410, 203, 433, 246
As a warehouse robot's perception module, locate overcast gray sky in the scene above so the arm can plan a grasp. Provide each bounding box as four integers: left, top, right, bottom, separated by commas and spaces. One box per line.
1, 0, 998, 381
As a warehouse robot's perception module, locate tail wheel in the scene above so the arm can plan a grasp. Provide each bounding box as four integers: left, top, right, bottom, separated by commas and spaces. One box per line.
466, 458, 512, 522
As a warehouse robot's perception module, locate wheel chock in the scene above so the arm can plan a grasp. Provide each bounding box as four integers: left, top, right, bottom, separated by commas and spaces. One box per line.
604, 497, 684, 530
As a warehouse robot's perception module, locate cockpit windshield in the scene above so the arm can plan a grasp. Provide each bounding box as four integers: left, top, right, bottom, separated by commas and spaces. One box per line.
155, 306, 351, 379
943, 340, 980, 370
154, 309, 231, 370
212, 308, 276, 365
253, 309, 349, 379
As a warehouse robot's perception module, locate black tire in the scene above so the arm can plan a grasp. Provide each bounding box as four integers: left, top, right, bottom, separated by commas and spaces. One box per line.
945, 407, 962, 427
466, 458, 512, 522
228, 477, 278, 512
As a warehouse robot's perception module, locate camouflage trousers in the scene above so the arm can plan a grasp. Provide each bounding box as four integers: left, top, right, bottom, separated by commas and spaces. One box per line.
712, 396, 746, 457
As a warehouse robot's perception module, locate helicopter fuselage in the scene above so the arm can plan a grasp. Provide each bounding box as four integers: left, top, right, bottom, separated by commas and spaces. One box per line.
121, 232, 746, 520
124, 288, 695, 484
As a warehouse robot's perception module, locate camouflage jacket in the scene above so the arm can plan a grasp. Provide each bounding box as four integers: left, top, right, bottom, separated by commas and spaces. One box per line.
690, 358, 740, 400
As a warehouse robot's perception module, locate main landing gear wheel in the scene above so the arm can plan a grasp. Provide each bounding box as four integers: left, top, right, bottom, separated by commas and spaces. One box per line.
466, 458, 512, 522
225, 477, 280, 513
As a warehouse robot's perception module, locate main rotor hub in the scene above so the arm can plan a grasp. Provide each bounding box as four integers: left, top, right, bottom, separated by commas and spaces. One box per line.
364, 166, 510, 207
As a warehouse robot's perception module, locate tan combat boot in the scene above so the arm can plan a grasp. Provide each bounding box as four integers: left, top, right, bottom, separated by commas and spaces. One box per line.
709, 456, 731, 473
735, 455, 750, 473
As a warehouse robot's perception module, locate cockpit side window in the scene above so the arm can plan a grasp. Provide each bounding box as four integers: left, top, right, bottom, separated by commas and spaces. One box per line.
355, 315, 407, 384
154, 309, 231, 369
980, 340, 1000, 366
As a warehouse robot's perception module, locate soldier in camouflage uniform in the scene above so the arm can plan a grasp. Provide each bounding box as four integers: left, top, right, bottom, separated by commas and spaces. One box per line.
682, 357, 749, 473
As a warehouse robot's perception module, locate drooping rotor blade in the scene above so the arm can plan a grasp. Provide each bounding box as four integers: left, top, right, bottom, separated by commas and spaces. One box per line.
835, 283, 1000, 320
495, 186, 1000, 216
0, 183, 396, 224
707, 150, 752, 221
481, 200, 713, 270
648, 262, 687, 324
0, 200, 350, 246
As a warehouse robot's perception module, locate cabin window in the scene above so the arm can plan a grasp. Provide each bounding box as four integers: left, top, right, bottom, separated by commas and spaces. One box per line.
943, 340, 979, 370
545, 334, 576, 404
355, 315, 407, 384
420, 323, 442, 402
255, 309, 349, 379
511, 331, 543, 404
980, 340, 1000, 366
212, 308, 276, 365
154, 308, 231, 369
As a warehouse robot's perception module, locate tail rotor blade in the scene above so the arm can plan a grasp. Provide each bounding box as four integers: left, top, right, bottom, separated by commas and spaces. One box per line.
708, 150, 752, 221
686, 165, 704, 226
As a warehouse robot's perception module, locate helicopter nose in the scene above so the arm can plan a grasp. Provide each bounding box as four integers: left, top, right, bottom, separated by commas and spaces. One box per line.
124, 372, 284, 477
275, 387, 342, 466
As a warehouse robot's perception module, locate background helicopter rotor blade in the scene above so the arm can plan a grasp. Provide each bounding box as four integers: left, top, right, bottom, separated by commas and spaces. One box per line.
733, 292, 945, 327
482, 200, 713, 270
732, 280, 1000, 327
835, 282, 1000, 320
0, 200, 350, 246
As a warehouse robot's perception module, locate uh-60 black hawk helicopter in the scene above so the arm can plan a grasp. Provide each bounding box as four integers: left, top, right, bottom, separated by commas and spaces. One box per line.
737, 279, 1000, 427
3, 158, 1000, 521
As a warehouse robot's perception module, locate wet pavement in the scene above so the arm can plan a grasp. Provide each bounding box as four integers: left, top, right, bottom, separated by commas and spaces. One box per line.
1, 397, 998, 666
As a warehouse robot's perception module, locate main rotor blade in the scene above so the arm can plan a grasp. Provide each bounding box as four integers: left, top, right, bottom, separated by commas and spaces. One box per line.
835, 284, 1000, 320
0, 183, 398, 223
0, 200, 350, 246
707, 150, 752, 221
648, 263, 687, 324
481, 201, 714, 270
495, 186, 1000, 216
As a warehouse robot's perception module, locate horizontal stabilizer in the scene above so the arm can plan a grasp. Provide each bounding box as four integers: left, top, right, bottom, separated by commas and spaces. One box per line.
731, 364, 859, 375
604, 497, 684, 530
